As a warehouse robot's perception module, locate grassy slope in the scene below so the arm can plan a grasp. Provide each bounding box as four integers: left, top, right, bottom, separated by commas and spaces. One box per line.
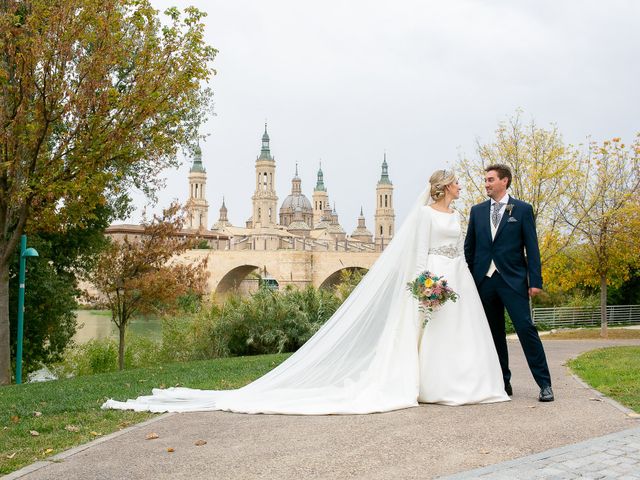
0, 353, 290, 474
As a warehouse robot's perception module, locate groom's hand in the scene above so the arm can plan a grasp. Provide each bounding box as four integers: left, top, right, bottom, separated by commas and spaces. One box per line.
529, 287, 542, 297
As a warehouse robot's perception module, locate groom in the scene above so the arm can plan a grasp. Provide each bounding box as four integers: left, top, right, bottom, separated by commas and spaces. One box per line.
464, 164, 553, 402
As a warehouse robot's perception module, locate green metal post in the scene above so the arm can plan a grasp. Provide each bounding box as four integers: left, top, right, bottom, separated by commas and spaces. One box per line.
15, 234, 38, 384
16, 235, 26, 384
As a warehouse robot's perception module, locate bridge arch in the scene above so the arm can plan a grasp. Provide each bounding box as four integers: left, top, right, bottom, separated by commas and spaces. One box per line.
319, 266, 368, 290
215, 264, 261, 294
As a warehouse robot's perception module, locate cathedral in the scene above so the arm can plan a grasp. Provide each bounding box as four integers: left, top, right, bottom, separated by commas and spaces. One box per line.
185, 124, 396, 252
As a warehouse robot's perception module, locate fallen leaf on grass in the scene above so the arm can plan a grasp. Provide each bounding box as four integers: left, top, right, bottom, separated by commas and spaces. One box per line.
118, 421, 132, 429
90, 431, 102, 437
174, 383, 182, 387
30, 430, 40, 437
6, 452, 16, 459
44, 448, 54, 454
33, 411, 42, 417
167, 448, 175, 453
146, 432, 160, 440
194, 440, 207, 446
159, 384, 166, 389
10, 415, 19, 423
65, 425, 80, 433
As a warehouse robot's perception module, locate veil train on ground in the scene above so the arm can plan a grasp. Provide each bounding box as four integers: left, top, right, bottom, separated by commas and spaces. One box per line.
103, 191, 432, 414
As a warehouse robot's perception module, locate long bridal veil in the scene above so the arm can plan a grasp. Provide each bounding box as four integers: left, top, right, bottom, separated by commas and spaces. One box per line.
103, 189, 433, 415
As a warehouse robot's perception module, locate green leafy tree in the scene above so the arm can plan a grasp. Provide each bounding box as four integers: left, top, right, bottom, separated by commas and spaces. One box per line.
7, 204, 113, 376
8, 236, 78, 374
0, 0, 216, 383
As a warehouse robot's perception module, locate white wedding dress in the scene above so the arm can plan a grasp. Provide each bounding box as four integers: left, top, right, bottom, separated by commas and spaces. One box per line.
103, 191, 508, 414
417, 208, 508, 405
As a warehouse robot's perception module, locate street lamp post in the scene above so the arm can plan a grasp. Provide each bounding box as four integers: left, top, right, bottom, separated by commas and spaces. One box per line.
16, 234, 39, 385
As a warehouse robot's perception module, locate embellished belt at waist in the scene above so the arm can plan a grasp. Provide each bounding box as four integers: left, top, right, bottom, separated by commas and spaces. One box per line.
428, 244, 460, 259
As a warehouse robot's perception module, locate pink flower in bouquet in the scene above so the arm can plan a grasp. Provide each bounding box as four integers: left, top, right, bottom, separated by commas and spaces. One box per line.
406, 270, 459, 326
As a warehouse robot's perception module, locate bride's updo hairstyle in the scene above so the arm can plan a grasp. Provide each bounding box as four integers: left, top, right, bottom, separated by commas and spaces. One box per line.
429, 169, 457, 201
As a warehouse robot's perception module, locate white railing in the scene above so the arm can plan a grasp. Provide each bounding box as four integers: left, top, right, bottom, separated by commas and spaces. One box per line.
532, 305, 640, 328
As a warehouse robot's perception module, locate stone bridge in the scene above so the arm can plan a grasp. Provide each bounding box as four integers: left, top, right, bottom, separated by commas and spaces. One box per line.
180, 249, 380, 295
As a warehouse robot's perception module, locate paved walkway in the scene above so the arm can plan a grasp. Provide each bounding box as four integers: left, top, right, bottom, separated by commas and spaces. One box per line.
4, 339, 640, 480
442, 426, 640, 479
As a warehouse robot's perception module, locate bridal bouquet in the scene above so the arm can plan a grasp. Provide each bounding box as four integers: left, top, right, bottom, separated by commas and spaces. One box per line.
407, 271, 459, 325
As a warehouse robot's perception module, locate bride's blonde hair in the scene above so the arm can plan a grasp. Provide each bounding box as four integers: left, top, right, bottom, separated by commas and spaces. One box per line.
429, 169, 457, 201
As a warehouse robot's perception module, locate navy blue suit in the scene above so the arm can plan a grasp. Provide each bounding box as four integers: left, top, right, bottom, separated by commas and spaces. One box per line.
464, 197, 551, 389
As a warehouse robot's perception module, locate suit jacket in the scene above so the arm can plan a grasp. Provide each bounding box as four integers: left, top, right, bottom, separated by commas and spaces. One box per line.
464, 197, 542, 297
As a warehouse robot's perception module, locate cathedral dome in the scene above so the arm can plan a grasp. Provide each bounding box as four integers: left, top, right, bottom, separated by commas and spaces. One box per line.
279, 165, 313, 228
280, 193, 312, 213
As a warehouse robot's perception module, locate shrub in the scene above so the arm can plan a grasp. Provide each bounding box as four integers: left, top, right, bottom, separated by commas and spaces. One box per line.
56, 338, 119, 376
124, 335, 162, 369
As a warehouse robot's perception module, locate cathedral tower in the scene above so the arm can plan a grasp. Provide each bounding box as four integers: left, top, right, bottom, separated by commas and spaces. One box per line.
312, 163, 329, 227
212, 197, 232, 230
351, 207, 373, 243
374, 153, 395, 248
187, 144, 209, 230
251, 124, 278, 228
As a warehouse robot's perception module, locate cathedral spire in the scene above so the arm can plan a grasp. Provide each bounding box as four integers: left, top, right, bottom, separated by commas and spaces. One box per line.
259, 122, 272, 160
314, 161, 326, 192
378, 152, 392, 185
190, 142, 205, 173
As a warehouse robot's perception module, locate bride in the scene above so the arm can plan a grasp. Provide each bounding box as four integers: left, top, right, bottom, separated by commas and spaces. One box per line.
103, 170, 509, 414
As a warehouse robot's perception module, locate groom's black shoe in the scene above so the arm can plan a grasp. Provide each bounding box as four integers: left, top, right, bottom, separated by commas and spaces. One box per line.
504, 382, 513, 396
539, 386, 554, 402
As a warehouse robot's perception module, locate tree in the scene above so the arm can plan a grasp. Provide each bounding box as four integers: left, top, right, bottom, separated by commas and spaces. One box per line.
561, 136, 640, 337
0, 0, 216, 383
8, 236, 78, 374
87, 203, 208, 370
457, 111, 584, 266
7, 203, 113, 376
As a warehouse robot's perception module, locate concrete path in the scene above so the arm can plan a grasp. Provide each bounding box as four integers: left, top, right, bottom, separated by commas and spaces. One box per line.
5, 339, 640, 480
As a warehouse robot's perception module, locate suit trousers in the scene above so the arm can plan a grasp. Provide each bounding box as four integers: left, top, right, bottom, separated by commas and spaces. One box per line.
478, 272, 551, 389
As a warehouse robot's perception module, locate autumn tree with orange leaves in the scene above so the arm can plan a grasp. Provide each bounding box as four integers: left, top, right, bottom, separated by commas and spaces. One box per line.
87, 203, 209, 370
457, 111, 583, 268
559, 136, 640, 337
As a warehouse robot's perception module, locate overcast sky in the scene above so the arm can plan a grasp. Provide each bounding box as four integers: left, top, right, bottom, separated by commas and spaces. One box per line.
134, 0, 640, 233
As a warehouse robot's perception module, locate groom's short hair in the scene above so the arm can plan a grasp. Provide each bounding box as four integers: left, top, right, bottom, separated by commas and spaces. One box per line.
485, 164, 512, 188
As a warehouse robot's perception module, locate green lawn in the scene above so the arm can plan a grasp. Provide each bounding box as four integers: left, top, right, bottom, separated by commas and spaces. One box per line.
544, 328, 640, 340
0, 353, 290, 474
568, 346, 640, 413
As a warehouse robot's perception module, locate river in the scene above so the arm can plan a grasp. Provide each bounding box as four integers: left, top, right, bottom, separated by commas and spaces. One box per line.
73, 310, 163, 344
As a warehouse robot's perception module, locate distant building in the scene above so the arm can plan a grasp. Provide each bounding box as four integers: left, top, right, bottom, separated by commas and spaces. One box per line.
105, 124, 395, 294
